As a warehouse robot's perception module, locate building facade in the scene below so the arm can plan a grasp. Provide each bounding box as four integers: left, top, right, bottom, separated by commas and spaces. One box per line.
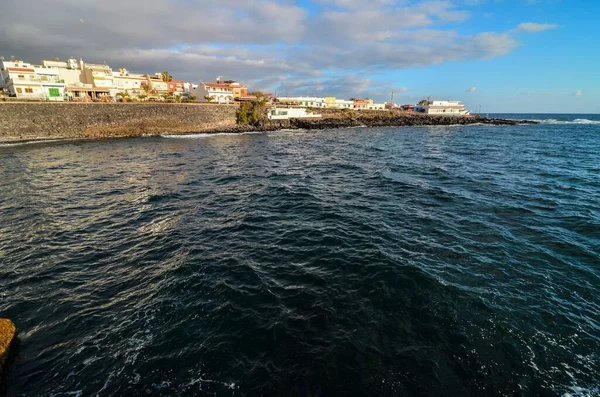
268, 107, 322, 120
0, 60, 66, 101
419, 100, 470, 116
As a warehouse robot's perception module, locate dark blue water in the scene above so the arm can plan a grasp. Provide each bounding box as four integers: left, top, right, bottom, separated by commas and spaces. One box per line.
1, 115, 599, 396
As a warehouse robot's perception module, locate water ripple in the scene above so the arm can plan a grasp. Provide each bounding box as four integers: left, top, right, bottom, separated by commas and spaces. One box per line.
1, 121, 599, 396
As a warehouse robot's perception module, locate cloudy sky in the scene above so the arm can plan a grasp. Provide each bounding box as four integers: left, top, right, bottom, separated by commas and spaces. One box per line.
1, 0, 597, 112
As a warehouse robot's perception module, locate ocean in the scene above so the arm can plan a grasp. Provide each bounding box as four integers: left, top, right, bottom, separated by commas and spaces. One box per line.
0, 114, 598, 396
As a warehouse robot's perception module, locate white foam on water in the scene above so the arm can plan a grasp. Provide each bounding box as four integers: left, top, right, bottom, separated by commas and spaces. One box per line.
532, 118, 600, 125
0, 139, 64, 147
161, 131, 264, 139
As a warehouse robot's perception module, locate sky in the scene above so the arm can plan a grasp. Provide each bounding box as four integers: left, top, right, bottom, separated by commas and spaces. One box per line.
0, 0, 597, 113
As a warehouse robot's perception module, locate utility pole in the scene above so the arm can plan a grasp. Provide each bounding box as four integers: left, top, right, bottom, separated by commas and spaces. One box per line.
391, 90, 394, 107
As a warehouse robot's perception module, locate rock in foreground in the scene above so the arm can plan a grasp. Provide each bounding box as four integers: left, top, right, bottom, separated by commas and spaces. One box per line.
0, 319, 16, 384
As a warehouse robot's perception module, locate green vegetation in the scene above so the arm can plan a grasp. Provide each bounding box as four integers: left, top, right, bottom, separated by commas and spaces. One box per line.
161, 71, 173, 83
204, 95, 215, 103
237, 98, 268, 126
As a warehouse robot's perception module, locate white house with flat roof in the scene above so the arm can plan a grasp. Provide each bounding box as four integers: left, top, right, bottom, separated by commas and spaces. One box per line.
419, 100, 470, 116
268, 107, 322, 120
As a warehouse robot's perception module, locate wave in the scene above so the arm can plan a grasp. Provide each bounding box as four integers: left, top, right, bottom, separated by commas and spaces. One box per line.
160, 131, 265, 139
0, 139, 65, 147
532, 118, 600, 125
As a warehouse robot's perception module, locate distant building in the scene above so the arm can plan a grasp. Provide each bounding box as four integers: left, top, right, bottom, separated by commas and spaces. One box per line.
0, 59, 66, 101
147, 73, 169, 96
268, 107, 322, 120
113, 68, 147, 96
325, 97, 353, 109
41, 58, 112, 100
276, 96, 327, 107
168, 79, 185, 95
353, 99, 371, 109
188, 79, 247, 104
418, 100, 470, 116
400, 104, 414, 112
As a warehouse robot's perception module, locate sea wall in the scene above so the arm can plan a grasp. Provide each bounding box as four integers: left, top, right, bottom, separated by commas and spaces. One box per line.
0, 102, 238, 142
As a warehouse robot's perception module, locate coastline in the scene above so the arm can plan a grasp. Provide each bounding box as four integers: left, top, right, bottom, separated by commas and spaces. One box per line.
0, 103, 536, 144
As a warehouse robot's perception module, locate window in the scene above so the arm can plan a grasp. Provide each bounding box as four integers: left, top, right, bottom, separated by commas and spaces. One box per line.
25, 88, 33, 93
48, 88, 60, 97
18, 75, 25, 78
16, 88, 22, 93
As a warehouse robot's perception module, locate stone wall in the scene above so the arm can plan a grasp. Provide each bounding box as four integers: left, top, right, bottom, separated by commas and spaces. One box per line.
0, 102, 238, 142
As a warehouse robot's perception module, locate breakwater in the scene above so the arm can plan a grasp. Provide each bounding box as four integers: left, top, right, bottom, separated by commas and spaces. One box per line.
0, 102, 238, 142
258, 111, 535, 131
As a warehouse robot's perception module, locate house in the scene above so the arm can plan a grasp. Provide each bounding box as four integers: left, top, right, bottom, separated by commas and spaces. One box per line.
353, 99, 371, 109
40, 58, 114, 100
276, 97, 327, 107
189, 79, 247, 104
83, 62, 117, 98
0, 59, 66, 101
418, 100, 470, 116
366, 102, 386, 110
113, 68, 147, 96
400, 104, 414, 112
168, 79, 185, 95
268, 107, 322, 120
147, 73, 169, 96
325, 97, 353, 109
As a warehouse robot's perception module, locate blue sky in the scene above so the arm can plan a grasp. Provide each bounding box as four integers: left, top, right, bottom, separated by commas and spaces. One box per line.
0, 0, 597, 113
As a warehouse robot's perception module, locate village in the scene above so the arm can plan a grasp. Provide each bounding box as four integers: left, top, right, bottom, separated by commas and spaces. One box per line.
0, 56, 471, 118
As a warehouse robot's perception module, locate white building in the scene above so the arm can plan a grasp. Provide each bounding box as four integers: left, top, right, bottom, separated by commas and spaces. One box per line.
419, 100, 470, 116
42, 58, 113, 100
112, 68, 147, 96
0, 60, 66, 101
276, 97, 327, 108
268, 107, 322, 120
366, 102, 386, 110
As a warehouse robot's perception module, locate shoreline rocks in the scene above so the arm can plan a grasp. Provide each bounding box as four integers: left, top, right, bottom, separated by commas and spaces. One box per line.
0, 319, 16, 389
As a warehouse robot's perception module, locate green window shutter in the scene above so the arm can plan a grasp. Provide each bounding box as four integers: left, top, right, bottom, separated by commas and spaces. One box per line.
49, 88, 60, 97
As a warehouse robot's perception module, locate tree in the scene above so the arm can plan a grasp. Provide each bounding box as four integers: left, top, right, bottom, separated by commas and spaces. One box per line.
161, 71, 173, 83
187, 95, 197, 102
141, 82, 151, 94
204, 95, 215, 103
237, 98, 268, 126
116, 91, 130, 102
248, 91, 269, 99
417, 99, 428, 106
138, 93, 147, 101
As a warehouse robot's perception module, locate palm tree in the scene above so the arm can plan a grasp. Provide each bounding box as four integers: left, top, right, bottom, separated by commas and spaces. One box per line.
116, 91, 130, 102
161, 71, 173, 83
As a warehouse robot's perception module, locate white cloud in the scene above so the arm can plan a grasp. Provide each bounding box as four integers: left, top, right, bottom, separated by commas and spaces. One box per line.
516, 23, 559, 33
467, 86, 477, 92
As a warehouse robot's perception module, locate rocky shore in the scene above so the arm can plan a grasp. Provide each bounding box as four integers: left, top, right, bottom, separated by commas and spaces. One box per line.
256, 112, 536, 131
